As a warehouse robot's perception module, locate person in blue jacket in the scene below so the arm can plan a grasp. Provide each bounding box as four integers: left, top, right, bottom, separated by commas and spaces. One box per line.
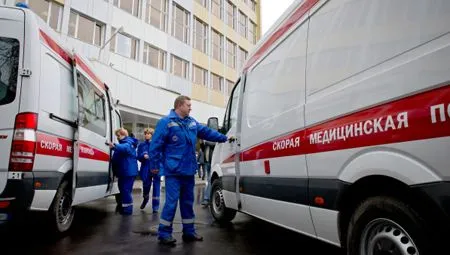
148, 95, 229, 246
137, 128, 161, 212
108, 128, 138, 215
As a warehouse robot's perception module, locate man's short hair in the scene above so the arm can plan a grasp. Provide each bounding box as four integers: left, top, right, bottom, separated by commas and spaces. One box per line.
174, 95, 191, 109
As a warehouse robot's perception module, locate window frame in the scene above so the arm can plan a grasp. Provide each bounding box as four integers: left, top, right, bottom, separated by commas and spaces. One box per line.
193, 65, 208, 87
226, 1, 236, 29
113, 0, 141, 17
20, 0, 64, 31
172, 3, 191, 44
193, 17, 208, 54
68, 11, 105, 47
211, 29, 224, 62
110, 27, 140, 60
226, 38, 236, 69
211, 0, 223, 20
171, 54, 189, 79
143, 42, 166, 70
146, 0, 168, 31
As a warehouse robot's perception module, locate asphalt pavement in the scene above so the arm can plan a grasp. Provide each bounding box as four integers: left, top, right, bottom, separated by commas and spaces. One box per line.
1, 180, 344, 255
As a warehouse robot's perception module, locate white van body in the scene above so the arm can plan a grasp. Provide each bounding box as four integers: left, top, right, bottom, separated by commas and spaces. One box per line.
208, 0, 450, 254
0, 6, 120, 232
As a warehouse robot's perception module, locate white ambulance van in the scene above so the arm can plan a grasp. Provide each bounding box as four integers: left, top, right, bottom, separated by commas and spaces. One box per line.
0, 5, 121, 233
206, 0, 450, 254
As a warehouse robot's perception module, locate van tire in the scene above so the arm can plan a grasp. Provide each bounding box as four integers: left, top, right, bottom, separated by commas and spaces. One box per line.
50, 180, 75, 234
210, 179, 236, 224
346, 196, 436, 255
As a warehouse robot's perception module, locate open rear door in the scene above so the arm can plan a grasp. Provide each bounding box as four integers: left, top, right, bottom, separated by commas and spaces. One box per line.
72, 54, 111, 205
0, 7, 25, 199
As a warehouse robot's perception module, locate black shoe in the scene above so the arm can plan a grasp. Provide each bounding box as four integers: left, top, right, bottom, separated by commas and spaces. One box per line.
201, 200, 209, 207
140, 197, 149, 210
182, 234, 203, 242
159, 237, 177, 246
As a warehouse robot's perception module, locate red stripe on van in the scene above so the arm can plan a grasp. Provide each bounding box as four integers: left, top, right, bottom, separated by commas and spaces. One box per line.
39, 30, 72, 65
243, 0, 319, 72
74, 55, 106, 91
223, 85, 450, 164
79, 143, 110, 162
36, 133, 73, 158
36, 133, 110, 162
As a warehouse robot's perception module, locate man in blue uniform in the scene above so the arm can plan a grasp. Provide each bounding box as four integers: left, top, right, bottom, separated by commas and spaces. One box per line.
109, 128, 139, 215
137, 128, 161, 212
148, 95, 228, 246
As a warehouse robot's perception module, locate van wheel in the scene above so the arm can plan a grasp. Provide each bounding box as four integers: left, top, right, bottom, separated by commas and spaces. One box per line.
50, 180, 75, 233
210, 179, 236, 224
347, 196, 436, 255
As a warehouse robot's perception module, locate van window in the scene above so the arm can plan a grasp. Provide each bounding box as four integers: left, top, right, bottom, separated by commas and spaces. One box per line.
223, 80, 241, 133
0, 37, 19, 106
77, 72, 107, 136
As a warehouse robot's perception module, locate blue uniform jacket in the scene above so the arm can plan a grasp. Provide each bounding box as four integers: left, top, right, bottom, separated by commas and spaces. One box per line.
148, 110, 227, 176
137, 140, 151, 172
137, 140, 165, 176
111, 137, 139, 177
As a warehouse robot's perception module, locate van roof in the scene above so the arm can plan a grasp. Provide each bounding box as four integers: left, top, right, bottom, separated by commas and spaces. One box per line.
242, 0, 319, 73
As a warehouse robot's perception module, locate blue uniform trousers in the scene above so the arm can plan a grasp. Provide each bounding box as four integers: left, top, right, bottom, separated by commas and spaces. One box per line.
142, 172, 161, 210
158, 175, 195, 239
118, 176, 135, 215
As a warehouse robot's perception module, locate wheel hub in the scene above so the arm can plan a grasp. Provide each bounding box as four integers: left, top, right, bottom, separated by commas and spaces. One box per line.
361, 218, 419, 255
58, 191, 72, 225
212, 188, 224, 215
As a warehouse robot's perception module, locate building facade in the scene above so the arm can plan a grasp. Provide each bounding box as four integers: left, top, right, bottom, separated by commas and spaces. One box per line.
4, 0, 261, 140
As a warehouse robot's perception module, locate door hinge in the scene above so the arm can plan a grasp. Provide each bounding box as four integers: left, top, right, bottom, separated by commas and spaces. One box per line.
19, 69, 32, 77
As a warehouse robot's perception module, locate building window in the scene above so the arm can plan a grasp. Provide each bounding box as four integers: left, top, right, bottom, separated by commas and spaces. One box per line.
249, 20, 257, 44
226, 79, 234, 95
193, 65, 208, 87
193, 17, 208, 54
68, 11, 104, 47
143, 43, 166, 70
195, 0, 208, 9
146, 0, 168, 31
250, 0, 256, 11
18, 0, 63, 31
226, 1, 236, 30
211, 73, 223, 92
171, 55, 189, 79
211, 29, 223, 62
211, 0, 223, 20
172, 3, 190, 44
114, 0, 141, 17
239, 11, 247, 38
226, 39, 236, 69
238, 47, 248, 69
110, 27, 139, 60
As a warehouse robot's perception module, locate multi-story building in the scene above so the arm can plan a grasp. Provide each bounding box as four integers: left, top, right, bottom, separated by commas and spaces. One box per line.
4, 0, 261, 140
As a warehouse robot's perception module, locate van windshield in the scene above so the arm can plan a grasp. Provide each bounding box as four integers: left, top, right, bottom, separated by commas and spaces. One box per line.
0, 37, 20, 106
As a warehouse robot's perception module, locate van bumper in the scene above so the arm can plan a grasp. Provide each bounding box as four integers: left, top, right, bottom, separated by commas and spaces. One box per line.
0, 172, 35, 224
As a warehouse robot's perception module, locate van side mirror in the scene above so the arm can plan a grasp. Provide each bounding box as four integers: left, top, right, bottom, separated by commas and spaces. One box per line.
207, 117, 219, 131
